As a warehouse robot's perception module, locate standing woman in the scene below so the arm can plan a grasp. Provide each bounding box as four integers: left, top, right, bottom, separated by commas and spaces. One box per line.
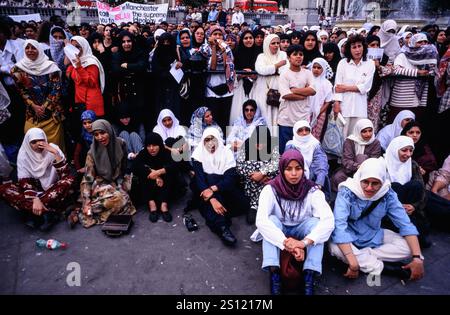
322, 42, 341, 83
0, 128, 75, 231
112, 31, 148, 129
152, 32, 181, 119
229, 30, 259, 125
254, 34, 288, 128
334, 34, 375, 137
378, 19, 401, 64
79, 120, 136, 228
200, 25, 235, 132
11, 39, 65, 151
300, 31, 323, 67
253, 149, 334, 295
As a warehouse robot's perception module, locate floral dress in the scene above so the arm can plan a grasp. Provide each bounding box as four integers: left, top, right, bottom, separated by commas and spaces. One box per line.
236, 146, 279, 210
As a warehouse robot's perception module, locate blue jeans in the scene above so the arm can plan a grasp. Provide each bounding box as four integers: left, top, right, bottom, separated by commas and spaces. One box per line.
262, 216, 324, 274
278, 125, 293, 155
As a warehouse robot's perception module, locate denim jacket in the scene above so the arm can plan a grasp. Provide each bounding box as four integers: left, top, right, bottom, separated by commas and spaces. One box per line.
331, 187, 418, 248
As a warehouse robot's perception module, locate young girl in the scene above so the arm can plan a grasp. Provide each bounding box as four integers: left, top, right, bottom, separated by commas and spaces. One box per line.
309, 58, 333, 140
73, 110, 96, 173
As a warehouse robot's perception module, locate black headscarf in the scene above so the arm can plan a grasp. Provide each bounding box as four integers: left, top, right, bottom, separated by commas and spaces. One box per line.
136, 132, 171, 171
243, 125, 272, 162
252, 29, 265, 55
235, 30, 258, 97
322, 42, 341, 80
117, 30, 144, 64
301, 31, 323, 66
153, 32, 178, 70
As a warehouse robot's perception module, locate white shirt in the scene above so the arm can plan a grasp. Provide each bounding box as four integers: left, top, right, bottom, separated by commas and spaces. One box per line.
252, 185, 335, 249
334, 58, 375, 118
231, 11, 245, 25
191, 12, 202, 23
0, 40, 23, 86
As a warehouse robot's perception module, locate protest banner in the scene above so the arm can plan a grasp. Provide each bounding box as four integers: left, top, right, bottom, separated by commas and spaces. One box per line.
96, 1, 168, 24
9, 13, 42, 23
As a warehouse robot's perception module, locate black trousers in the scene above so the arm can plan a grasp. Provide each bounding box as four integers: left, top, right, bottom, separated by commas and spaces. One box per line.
425, 191, 450, 232
206, 96, 233, 133
196, 173, 249, 233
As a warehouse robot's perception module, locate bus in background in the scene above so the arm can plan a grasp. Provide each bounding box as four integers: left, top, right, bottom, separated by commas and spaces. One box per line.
235, 0, 279, 13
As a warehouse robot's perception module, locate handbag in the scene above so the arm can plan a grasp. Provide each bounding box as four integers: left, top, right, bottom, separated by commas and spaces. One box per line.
266, 78, 281, 107
101, 214, 134, 237
208, 83, 229, 96
322, 111, 345, 157
280, 249, 304, 291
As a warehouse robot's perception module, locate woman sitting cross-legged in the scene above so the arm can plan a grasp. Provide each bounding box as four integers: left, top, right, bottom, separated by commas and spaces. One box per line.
191, 127, 250, 246
253, 149, 334, 295
0, 128, 75, 231
329, 158, 425, 281
236, 125, 279, 225
331, 119, 381, 192
78, 119, 136, 228
133, 132, 178, 223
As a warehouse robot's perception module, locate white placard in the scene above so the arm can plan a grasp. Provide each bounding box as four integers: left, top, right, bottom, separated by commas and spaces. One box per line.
9, 13, 42, 23
96, 1, 168, 25
367, 48, 384, 60
170, 60, 184, 84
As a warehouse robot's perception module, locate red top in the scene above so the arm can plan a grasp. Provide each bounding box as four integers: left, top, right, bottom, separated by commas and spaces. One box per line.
67, 64, 104, 116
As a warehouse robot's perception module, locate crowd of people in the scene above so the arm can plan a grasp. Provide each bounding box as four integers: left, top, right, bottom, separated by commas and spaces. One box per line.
0, 11, 450, 295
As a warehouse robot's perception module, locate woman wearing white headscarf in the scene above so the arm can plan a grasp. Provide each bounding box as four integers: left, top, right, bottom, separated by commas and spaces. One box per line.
0, 128, 75, 231
389, 33, 438, 123
191, 127, 250, 246
153, 108, 187, 144
285, 120, 330, 199
376, 109, 415, 151
317, 30, 329, 55
331, 119, 381, 191
308, 57, 333, 140
329, 158, 424, 281
378, 19, 401, 63
384, 136, 430, 248
66, 35, 105, 117
11, 39, 65, 151
254, 34, 289, 128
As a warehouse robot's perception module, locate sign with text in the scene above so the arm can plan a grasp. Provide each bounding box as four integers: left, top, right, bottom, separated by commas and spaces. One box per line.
96, 1, 168, 24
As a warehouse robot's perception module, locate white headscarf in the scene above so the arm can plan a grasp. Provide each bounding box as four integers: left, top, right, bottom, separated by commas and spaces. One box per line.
356, 28, 367, 35
337, 38, 348, 58
339, 157, 391, 201
262, 34, 287, 65
385, 136, 414, 185
309, 58, 333, 126
70, 36, 105, 92
154, 29, 166, 41
398, 25, 410, 36
15, 40, 61, 76
409, 33, 428, 48
153, 109, 186, 141
376, 110, 415, 151
347, 119, 376, 155
317, 30, 329, 42
191, 127, 236, 175
378, 20, 401, 63
285, 120, 320, 179
17, 128, 65, 191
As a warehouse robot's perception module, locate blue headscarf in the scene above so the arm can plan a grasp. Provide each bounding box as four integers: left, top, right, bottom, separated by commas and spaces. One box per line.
80, 110, 96, 145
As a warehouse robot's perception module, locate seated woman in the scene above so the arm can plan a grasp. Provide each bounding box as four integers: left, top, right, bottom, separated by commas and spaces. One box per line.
253, 149, 334, 295
0, 128, 75, 231
133, 132, 178, 223
285, 120, 330, 200
331, 119, 382, 192
227, 99, 267, 156
191, 127, 250, 246
427, 155, 450, 201
384, 136, 430, 248
236, 126, 279, 224
73, 110, 96, 174
187, 106, 224, 153
376, 109, 415, 152
400, 121, 438, 182
153, 108, 188, 155
79, 119, 136, 228
329, 158, 425, 281
113, 101, 144, 160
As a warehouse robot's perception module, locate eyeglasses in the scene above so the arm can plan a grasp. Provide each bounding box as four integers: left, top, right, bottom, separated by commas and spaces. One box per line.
361, 179, 382, 189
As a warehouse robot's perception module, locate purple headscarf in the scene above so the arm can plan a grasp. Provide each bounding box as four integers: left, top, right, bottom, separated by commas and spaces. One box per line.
269, 149, 317, 202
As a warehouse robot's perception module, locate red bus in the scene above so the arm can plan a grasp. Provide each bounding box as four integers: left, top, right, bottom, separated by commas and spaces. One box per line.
235, 0, 279, 13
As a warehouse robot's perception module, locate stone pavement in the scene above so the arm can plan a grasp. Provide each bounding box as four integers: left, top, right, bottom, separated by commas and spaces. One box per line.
1, 194, 450, 295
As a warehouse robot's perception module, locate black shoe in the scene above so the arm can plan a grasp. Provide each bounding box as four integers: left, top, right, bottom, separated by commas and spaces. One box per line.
161, 211, 173, 222
303, 269, 317, 296
218, 226, 237, 246
382, 262, 411, 280
270, 270, 282, 295
24, 213, 42, 229
148, 211, 159, 223
246, 208, 257, 225
39, 212, 58, 232
183, 214, 198, 231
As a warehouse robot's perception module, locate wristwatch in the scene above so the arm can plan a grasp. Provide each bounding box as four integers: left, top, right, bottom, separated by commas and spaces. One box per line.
301, 239, 311, 248
412, 254, 424, 261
